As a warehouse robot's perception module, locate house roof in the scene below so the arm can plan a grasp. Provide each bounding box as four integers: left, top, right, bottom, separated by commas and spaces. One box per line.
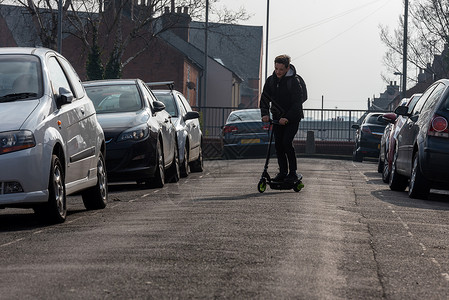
0, 5, 40, 47
188, 21, 262, 84
158, 29, 243, 82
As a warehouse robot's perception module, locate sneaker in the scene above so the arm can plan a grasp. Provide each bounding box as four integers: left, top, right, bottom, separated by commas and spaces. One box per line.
285, 172, 299, 182
272, 172, 287, 182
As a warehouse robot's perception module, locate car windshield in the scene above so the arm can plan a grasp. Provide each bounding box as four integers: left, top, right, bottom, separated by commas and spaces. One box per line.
85, 84, 143, 113
0, 55, 42, 102
227, 110, 262, 122
153, 93, 178, 117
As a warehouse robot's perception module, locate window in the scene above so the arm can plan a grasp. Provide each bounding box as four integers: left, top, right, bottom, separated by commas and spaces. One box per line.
47, 56, 72, 98
421, 83, 446, 113
411, 84, 438, 115
57, 56, 85, 99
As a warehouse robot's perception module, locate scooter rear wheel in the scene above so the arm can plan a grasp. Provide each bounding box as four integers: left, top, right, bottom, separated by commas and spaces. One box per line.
258, 179, 267, 193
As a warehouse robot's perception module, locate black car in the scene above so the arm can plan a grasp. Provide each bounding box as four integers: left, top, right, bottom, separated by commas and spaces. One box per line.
84, 79, 179, 188
352, 112, 389, 162
389, 79, 449, 199
148, 82, 203, 177
222, 109, 273, 158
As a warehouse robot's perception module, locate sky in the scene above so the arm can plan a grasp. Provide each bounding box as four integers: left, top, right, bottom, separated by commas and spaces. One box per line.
219, 0, 405, 110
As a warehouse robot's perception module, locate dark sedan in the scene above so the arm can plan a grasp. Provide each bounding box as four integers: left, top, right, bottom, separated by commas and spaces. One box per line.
222, 109, 273, 158
352, 112, 389, 162
389, 79, 449, 199
84, 79, 179, 188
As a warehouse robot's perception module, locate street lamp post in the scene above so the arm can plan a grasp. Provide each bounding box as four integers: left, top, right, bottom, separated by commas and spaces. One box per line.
264, 0, 270, 80
402, 0, 409, 99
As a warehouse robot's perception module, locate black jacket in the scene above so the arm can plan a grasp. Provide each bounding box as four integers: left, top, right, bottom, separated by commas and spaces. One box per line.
259, 64, 304, 123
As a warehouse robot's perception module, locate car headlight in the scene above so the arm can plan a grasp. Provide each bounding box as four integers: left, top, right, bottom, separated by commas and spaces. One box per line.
0, 130, 36, 154
117, 124, 149, 142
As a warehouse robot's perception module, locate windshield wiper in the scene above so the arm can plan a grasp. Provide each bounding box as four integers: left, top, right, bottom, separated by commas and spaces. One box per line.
0, 93, 38, 102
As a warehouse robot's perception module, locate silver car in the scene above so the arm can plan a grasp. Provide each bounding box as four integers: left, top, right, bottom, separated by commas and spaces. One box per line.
149, 82, 203, 177
0, 47, 107, 223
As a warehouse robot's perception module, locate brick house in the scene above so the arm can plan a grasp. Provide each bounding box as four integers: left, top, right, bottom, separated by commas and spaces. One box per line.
0, 2, 263, 111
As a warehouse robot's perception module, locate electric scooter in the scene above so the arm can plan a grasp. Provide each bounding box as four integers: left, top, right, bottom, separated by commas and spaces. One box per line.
257, 120, 304, 193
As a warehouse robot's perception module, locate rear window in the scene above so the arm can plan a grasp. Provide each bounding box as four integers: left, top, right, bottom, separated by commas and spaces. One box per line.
0, 54, 43, 99
365, 114, 387, 125
227, 110, 261, 122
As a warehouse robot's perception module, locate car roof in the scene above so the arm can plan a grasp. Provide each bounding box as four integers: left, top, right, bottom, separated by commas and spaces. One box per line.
0, 47, 55, 56
83, 79, 140, 86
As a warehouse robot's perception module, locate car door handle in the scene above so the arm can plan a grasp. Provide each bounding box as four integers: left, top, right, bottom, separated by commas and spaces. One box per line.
164, 119, 169, 123
80, 108, 85, 115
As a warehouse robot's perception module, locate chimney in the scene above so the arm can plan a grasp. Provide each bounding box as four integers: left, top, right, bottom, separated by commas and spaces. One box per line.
161, 3, 192, 42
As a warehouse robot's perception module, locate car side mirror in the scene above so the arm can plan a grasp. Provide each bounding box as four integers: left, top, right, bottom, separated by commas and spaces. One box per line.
184, 111, 200, 121
394, 105, 409, 116
351, 124, 360, 130
153, 100, 166, 112
56, 87, 73, 108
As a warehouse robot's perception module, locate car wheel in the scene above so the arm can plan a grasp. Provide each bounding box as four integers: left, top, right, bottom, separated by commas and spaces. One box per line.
389, 151, 408, 191
382, 159, 390, 183
34, 154, 67, 223
352, 150, 363, 162
190, 143, 203, 172
377, 154, 384, 173
82, 152, 108, 210
168, 142, 180, 183
149, 139, 165, 188
409, 154, 430, 199
180, 143, 190, 178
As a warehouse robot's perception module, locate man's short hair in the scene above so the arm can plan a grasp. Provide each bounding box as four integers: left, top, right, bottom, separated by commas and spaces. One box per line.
274, 55, 291, 68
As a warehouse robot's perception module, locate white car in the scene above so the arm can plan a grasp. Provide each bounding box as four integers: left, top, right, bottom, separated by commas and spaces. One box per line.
0, 47, 107, 223
149, 82, 203, 177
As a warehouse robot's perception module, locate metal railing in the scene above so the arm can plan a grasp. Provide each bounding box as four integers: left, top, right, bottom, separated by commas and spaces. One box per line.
193, 106, 387, 142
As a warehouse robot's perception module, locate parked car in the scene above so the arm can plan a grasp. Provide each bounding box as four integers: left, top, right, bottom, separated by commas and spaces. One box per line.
378, 93, 422, 182
389, 80, 449, 199
352, 112, 389, 162
83, 79, 179, 188
222, 109, 273, 158
147, 82, 203, 177
0, 47, 107, 223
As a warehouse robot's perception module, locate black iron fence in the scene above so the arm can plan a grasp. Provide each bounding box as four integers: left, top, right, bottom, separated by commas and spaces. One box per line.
193, 106, 387, 141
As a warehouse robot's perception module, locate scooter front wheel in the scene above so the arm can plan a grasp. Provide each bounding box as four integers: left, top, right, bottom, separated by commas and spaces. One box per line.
258, 179, 267, 193
293, 181, 304, 192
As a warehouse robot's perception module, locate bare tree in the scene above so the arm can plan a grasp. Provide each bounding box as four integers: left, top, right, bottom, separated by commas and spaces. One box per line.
380, 0, 449, 86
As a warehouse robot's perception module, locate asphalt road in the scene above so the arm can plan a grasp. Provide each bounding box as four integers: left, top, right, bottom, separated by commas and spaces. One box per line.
1, 158, 449, 299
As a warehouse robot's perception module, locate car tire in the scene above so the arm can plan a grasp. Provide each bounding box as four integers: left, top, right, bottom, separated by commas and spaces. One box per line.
352, 150, 363, 162
168, 142, 180, 183
409, 154, 430, 199
82, 152, 108, 210
377, 155, 384, 173
190, 143, 203, 172
149, 139, 165, 188
34, 154, 67, 223
382, 159, 390, 183
389, 151, 408, 191
180, 143, 190, 178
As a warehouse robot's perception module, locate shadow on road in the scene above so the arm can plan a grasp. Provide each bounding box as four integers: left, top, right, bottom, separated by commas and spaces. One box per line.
371, 188, 449, 211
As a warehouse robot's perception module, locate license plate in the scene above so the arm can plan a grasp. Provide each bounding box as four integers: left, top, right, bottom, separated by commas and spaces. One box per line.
241, 138, 260, 144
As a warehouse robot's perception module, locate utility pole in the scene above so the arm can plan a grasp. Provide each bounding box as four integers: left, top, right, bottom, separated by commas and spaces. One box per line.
203, 0, 209, 108
57, 0, 62, 53
264, 0, 270, 80
402, 0, 408, 99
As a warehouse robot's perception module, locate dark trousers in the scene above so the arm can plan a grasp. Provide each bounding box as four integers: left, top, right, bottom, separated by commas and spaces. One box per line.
273, 121, 300, 174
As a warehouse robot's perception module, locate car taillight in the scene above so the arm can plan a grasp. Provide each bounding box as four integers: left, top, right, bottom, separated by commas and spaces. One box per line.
223, 125, 238, 134
262, 124, 272, 131
428, 114, 449, 138
361, 126, 371, 134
